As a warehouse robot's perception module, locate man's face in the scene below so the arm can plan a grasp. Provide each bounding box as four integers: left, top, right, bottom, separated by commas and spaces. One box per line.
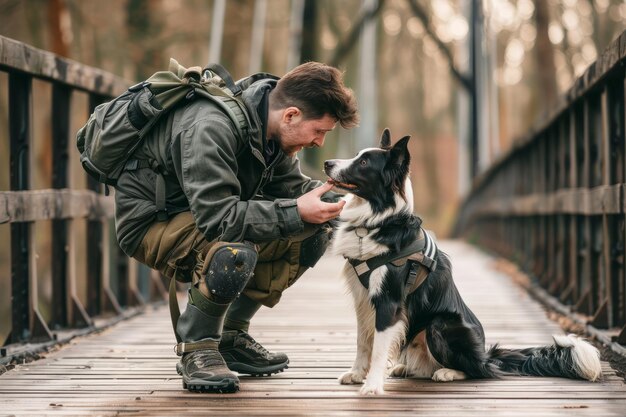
276, 109, 337, 157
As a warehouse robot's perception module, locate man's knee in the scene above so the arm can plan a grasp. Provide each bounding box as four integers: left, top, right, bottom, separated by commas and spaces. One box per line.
198, 241, 258, 303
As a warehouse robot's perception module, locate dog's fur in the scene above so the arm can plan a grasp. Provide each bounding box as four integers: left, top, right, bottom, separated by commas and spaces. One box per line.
324, 129, 602, 395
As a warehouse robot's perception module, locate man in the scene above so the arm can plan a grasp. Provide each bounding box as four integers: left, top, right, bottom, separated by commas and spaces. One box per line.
113, 61, 359, 393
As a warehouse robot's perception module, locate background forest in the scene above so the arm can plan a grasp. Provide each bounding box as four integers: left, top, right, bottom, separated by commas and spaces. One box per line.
0, 0, 625, 343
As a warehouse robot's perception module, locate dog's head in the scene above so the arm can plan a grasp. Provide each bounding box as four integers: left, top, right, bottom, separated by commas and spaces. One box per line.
324, 128, 411, 213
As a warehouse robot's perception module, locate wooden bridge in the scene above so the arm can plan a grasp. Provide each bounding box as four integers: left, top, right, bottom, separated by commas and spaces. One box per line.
2, 244, 626, 416
2, 32, 626, 415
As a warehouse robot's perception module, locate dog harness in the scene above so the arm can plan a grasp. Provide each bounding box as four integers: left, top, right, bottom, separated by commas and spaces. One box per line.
346, 227, 438, 295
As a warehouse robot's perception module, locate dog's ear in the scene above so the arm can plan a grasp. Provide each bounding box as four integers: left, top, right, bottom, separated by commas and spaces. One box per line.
379, 128, 391, 149
389, 135, 411, 167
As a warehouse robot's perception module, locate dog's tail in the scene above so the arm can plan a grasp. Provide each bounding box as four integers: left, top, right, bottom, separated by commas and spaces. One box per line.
487, 334, 602, 381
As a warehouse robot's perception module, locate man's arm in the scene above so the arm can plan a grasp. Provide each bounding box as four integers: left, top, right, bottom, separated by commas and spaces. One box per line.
173, 116, 305, 242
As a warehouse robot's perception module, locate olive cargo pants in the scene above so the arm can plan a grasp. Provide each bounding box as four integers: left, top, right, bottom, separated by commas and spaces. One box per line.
132, 211, 329, 308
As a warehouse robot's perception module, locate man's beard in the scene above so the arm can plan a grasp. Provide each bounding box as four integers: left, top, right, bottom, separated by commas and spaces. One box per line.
284, 146, 300, 157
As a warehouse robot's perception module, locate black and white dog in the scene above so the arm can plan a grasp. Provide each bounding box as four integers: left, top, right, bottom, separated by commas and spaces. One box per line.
324, 129, 602, 395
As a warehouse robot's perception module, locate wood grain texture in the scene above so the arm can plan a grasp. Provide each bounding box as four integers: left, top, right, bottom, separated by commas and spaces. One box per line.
0, 190, 114, 223
0, 35, 128, 95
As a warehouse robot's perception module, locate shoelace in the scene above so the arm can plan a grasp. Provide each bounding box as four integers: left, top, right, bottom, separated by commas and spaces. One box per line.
189, 350, 224, 369
238, 332, 270, 356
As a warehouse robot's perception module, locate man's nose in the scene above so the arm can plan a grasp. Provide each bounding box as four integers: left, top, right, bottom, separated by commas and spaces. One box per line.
313, 134, 326, 147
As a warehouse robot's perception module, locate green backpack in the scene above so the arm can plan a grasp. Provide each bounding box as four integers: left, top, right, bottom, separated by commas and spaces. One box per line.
76, 59, 278, 220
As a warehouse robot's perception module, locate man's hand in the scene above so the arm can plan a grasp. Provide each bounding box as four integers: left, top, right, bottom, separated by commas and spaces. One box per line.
296, 181, 346, 224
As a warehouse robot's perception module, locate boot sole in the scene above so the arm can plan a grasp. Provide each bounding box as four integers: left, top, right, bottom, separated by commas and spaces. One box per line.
176, 360, 289, 377
183, 377, 239, 393
227, 360, 289, 377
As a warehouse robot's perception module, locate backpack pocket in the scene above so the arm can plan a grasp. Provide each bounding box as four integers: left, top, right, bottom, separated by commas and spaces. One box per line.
77, 88, 163, 185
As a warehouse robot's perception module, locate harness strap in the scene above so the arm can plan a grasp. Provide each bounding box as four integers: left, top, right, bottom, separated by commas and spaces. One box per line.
405, 261, 430, 294
347, 228, 438, 295
348, 234, 426, 279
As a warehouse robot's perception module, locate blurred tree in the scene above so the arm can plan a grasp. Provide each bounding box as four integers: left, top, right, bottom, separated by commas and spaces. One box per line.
221, 0, 254, 78
126, 0, 164, 80
329, 0, 386, 67
533, 0, 557, 113
48, 0, 69, 57
38, 0, 70, 182
406, 0, 471, 91
300, 0, 319, 62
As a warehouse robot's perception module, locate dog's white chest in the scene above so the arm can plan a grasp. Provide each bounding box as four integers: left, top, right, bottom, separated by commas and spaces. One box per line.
332, 227, 387, 260
332, 227, 367, 259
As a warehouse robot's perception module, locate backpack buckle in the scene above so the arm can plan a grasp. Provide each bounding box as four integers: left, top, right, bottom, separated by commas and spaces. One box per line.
128, 80, 151, 92
155, 208, 169, 222
124, 159, 139, 171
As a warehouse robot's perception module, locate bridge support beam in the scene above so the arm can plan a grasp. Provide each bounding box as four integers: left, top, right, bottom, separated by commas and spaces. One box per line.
8, 72, 53, 344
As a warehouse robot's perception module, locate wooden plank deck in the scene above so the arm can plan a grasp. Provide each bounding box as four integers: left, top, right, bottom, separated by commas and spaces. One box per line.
1, 240, 625, 416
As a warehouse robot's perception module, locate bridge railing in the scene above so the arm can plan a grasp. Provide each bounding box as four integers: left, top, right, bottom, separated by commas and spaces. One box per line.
455, 31, 626, 345
0, 35, 166, 350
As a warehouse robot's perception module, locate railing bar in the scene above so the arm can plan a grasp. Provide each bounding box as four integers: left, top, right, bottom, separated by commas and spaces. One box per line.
0, 35, 127, 96
0, 189, 114, 223
85, 94, 106, 317
578, 100, 593, 315
51, 83, 71, 329
8, 72, 33, 344
600, 86, 614, 327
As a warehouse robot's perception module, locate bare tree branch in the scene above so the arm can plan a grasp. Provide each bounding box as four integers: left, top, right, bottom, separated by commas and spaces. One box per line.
406, 0, 472, 91
329, 0, 387, 68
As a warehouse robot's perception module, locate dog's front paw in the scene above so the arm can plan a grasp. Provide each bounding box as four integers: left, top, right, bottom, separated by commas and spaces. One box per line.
432, 368, 467, 382
339, 370, 366, 385
360, 379, 385, 395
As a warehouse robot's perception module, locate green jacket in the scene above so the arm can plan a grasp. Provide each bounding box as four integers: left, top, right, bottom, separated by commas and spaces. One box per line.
114, 78, 321, 257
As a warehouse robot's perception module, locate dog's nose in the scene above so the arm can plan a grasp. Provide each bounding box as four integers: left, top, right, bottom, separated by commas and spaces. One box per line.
324, 160, 335, 171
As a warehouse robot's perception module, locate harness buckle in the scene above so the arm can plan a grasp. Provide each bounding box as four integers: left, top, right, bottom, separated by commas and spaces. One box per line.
406, 262, 418, 288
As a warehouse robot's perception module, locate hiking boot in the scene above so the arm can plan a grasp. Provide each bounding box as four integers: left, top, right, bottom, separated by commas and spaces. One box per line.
179, 348, 239, 393
219, 330, 289, 376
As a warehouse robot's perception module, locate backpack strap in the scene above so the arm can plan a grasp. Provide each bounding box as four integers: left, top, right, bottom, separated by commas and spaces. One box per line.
205, 63, 242, 96
124, 159, 169, 222
236, 72, 280, 90
223, 98, 249, 136
155, 173, 168, 222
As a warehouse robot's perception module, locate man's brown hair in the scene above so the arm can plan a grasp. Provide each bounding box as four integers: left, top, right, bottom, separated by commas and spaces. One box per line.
270, 62, 359, 129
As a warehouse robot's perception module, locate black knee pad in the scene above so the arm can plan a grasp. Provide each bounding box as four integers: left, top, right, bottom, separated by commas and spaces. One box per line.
202, 242, 258, 302
299, 225, 331, 268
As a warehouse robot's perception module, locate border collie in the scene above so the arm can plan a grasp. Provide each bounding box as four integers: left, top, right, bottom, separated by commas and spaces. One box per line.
324, 129, 602, 395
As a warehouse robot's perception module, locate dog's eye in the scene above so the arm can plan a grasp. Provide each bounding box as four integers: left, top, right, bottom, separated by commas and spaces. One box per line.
360, 159, 367, 166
